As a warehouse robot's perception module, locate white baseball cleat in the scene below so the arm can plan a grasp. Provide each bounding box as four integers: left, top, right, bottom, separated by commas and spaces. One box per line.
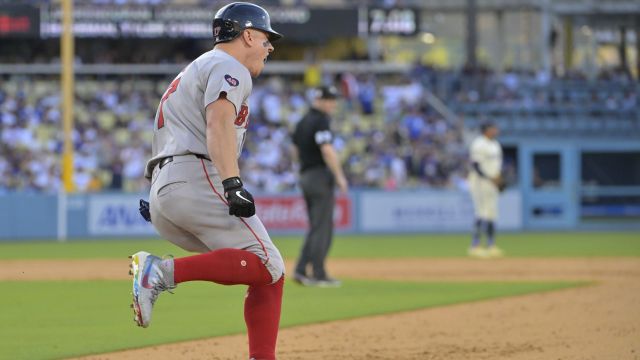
129, 251, 175, 328
486, 245, 505, 258
467, 246, 489, 258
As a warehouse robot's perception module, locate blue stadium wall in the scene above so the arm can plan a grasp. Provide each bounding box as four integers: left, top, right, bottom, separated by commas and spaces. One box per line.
0, 190, 522, 240
1, 139, 638, 240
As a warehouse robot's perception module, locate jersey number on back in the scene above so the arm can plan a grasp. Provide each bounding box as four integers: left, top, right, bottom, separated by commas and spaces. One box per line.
234, 105, 249, 129
157, 76, 182, 129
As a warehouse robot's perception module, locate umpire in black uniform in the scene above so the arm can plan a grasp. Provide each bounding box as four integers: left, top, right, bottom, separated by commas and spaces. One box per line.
292, 85, 348, 287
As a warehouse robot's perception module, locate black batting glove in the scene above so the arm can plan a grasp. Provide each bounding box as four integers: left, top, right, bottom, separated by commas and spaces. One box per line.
139, 199, 151, 222
222, 176, 256, 218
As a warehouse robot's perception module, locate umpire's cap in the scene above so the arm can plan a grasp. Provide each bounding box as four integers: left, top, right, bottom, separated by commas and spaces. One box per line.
212, 2, 283, 45
313, 85, 340, 100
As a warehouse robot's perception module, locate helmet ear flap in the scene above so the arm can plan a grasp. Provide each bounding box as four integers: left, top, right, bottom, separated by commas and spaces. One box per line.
212, 18, 242, 45
223, 19, 238, 35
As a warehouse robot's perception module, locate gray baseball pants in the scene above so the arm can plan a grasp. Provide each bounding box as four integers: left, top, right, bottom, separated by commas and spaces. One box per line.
149, 154, 285, 283
295, 167, 335, 279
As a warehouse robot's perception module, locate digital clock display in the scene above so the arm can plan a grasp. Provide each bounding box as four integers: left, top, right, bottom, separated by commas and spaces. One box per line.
368, 8, 418, 36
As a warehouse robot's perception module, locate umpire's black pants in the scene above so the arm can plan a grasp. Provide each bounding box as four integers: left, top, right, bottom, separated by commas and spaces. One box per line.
295, 167, 335, 279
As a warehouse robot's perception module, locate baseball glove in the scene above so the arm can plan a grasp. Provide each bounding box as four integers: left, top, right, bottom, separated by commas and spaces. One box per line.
492, 176, 507, 192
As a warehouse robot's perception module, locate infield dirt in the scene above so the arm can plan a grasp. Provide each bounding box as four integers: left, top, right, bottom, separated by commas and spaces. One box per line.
2, 258, 639, 360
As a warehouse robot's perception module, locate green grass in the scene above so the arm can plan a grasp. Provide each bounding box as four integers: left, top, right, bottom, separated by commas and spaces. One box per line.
0, 279, 583, 360
0, 232, 638, 260
0, 232, 633, 358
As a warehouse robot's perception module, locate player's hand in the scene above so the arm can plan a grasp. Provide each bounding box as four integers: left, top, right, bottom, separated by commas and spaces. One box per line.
139, 199, 152, 222
222, 176, 256, 217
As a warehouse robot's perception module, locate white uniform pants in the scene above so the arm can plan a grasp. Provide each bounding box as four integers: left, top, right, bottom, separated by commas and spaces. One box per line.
469, 174, 499, 221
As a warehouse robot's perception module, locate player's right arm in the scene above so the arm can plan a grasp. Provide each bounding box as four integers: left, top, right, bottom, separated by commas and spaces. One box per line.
472, 162, 488, 178
470, 138, 502, 187
470, 139, 487, 178
206, 95, 239, 181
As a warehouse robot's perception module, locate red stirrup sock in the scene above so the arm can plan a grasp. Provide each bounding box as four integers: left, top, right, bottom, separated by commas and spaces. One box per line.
173, 248, 272, 286
245, 276, 284, 360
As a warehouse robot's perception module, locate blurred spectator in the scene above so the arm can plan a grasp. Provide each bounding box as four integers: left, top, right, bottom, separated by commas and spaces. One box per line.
338, 72, 359, 110
357, 75, 376, 115
109, 160, 124, 190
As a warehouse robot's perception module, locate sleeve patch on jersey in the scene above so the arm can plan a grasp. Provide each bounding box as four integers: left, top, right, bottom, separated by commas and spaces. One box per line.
315, 130, 333, 144
224, 74, 239, 87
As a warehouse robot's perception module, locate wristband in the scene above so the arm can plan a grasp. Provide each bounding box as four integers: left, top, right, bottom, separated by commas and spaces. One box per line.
222, 176, 243, 190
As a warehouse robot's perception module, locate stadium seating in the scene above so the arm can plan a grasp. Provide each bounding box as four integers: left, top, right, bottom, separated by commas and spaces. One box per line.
1, 69, 637, 193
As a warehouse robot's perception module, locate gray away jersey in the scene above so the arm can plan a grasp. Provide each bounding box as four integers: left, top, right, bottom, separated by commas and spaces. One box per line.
145, 49, 252, 179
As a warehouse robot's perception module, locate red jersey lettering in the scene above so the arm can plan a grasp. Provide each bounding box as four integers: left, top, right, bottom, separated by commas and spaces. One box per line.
157, 76, 182, 129
234, 105, 249, 128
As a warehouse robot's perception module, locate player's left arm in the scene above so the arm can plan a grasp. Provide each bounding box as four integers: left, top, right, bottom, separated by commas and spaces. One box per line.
206, 96, 255, 217
202, 63, 255, 217
495, 144, 506, 191
206, 95, 239, 180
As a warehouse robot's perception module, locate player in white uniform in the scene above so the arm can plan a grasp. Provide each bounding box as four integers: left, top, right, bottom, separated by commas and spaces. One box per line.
128, 4, 285, 360
468, 122, 504, 258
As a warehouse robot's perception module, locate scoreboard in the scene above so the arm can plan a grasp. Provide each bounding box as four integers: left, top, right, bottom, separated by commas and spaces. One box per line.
0, 5, 40, 37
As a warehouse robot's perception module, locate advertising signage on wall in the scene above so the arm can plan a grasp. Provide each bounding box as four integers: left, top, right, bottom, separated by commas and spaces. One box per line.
256, 195, 352, 230
0, 5, 40, 37
359, 191, 523, 232
39, 5, 359, 40
86, 193, 352, 237
88, 194, 156, 236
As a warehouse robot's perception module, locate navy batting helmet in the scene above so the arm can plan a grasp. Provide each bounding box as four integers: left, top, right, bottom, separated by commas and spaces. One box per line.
212, 2, 283, 45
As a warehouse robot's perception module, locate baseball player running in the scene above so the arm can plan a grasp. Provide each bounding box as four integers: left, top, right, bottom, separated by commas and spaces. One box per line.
129, 3, 284, 359
467, 122, 504, 258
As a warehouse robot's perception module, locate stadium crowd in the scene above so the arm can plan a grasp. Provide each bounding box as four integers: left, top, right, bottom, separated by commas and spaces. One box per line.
0, 68, 636, 194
